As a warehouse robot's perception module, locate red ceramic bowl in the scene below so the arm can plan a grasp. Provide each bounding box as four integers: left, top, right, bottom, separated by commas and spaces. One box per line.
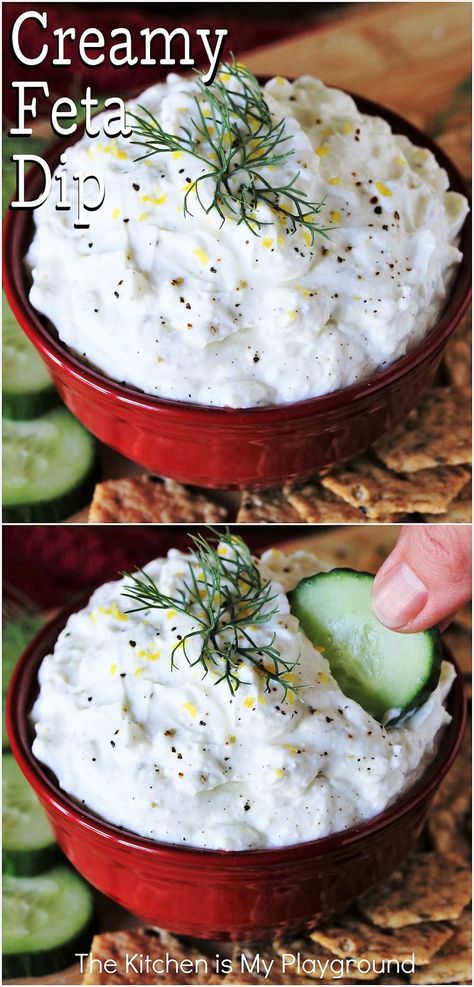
3, 90, 471, 490
7, 602, 466, 942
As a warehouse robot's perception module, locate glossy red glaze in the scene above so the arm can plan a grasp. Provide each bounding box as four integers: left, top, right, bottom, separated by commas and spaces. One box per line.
3, 91, 471, 489
7, 603, 466, 942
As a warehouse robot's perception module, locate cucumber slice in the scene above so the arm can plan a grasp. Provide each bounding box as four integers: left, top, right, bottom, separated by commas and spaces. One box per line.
3, 866, 95, 978
3, 609, 43, 749
3, 755, 60, 875
289, 568, 442, 725
3, 294, 58, 420
3, 407, 98, 522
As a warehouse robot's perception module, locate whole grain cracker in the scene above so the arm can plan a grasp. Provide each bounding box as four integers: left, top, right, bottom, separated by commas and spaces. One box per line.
82, 927, 213, 984
444, 336, 472, 389
424, 478, 472, 523
217, 976, 358, 986
432, 720, 471, 815
358, 851, 471, 927
443, 309, 472, 389
427, 806, 471, 865
374, 387, 471, 472
455, 602, 472, 632
236, 489, 301, 523
427, 720, 471, 863
284, 480, 370, 523
443, 622, 472, 677
371, 978, 407, 985
89, 475, 228, 524
309, 914, 453, 965
321, 456, 470, 517
410, 908, 472, 984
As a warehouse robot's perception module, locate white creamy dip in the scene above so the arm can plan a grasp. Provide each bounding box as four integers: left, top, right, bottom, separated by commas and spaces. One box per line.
27, 73, 468, 408
31, 544, 453, 850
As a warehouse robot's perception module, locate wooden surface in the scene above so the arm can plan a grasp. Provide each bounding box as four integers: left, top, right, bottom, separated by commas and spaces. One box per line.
282, 522, 399, 567
245, 2, 471, 127
69, 1, 471, 523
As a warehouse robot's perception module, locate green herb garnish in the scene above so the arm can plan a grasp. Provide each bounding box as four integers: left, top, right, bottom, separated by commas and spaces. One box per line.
121, 529, 300, 698
128, 59, 329, 241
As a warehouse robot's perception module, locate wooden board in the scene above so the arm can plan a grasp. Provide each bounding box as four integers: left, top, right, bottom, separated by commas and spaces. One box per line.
282, 522, 400, 569
245, 1, 472, 128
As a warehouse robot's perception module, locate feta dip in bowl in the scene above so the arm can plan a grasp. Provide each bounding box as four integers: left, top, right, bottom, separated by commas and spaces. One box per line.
30, 536, 454, 852
26, 69, 468, 409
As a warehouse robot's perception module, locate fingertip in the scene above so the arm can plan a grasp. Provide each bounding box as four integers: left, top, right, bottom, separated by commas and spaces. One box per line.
371, 561, 429, 631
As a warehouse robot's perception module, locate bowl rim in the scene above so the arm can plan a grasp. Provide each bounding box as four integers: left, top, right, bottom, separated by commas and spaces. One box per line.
7, 596, 467, 867
3, 84, 471, 423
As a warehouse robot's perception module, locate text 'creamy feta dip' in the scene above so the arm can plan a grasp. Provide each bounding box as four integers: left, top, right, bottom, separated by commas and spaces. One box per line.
31, 542, 454, 851
27, 73, 468, 408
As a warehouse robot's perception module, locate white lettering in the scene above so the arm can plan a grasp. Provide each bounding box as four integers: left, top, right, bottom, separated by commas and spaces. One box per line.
10, 14, 226, 81
140, 27, 194, 67
79, 28, 105, 67
52, 26, 75, 66
74, 172, 105, 228
198, 29, 228, 84
11, 155, 51, 208
241, 952, 275, 979
10, 82, 48, 135
109, 28, 137, 67
82, 87, 100, 138
11, 11, 47, 66
54, 154, 73, 209
103, 97, 130, 138
51, 97, 77, 137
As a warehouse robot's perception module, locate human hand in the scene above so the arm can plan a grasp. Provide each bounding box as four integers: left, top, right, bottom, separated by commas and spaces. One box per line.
372, 526, 471, 632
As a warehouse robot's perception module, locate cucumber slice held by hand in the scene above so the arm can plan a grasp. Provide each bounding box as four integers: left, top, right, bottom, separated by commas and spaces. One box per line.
289, 568, 442, 725
3, 407, 98, 522
3, 754, 60, 875
3, 294, 58, 420
3, 866, 95, 979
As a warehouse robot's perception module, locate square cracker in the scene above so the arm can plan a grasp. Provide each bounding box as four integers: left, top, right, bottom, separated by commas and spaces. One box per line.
427, 720, 471, 863
321, 455, 470, 517
443, 621, 472, 677
454, 602, 472, 632
82, 927, 212, 984
358, 851, 471, 927
443, 309, 472, 389
89, 475, 228, 523
431, 719, 471, 815
284, 480, 370, 523
309, 914, 453, 965
444, 336, 472, 389
236, 489, 301, 523
427, 806, 471, 865
424, 478, 472, 523
410, 908, 472, 984
374, 387, 471, 472
274, 938, 378, 981
214, 976, 358, 986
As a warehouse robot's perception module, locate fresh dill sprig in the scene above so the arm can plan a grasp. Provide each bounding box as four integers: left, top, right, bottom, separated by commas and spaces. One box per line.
121, 528, 301, 698
127, 59, 330, 241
